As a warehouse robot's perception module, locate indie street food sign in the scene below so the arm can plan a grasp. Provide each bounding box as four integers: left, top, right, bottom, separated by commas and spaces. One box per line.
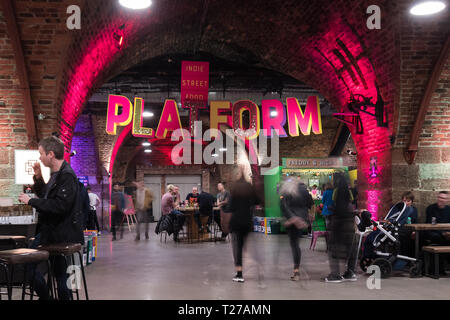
106, 95, 323, 140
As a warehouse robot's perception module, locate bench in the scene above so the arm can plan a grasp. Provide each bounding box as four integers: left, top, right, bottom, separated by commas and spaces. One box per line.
422, 246, 450, 279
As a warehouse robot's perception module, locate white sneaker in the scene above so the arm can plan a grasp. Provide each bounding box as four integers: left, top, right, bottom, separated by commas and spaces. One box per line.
232, 274, 245, 282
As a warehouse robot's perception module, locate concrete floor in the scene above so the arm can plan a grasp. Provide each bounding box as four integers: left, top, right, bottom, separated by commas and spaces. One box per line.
74, 223, 450, 300
8, 223, 449, 300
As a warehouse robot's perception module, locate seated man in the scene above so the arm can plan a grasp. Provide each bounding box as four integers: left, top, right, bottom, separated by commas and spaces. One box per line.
423, 191, 450, 274
196, 190, 215, 233
186, 187, 199, 206
424, 191, 450, 245
397, 191, 418, 257
161, 185, 183, 241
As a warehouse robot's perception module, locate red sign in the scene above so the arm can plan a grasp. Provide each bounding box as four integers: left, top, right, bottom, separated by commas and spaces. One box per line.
181, 61, 209, 109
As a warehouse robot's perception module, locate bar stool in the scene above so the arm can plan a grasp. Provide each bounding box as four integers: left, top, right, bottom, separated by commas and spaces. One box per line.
0, 235, 27, 250
0, 248, 50, 300
38, 243, 89, 300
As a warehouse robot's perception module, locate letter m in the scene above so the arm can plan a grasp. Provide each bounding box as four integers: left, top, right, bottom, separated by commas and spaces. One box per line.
286, 96, 322, 136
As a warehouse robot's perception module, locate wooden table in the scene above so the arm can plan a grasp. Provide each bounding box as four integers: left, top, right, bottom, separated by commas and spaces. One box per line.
176, 207, 221, 243
403, 223, 450, 258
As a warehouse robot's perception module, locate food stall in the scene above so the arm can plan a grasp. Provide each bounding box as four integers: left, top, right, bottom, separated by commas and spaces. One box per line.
263, 157, 357, 233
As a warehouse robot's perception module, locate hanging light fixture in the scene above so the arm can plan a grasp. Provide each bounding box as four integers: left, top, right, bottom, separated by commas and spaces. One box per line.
410, 1, 446, 15
119, 0, 152, 10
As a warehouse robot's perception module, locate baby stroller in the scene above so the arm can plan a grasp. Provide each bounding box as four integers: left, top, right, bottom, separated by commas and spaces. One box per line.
357, 202, 422, 278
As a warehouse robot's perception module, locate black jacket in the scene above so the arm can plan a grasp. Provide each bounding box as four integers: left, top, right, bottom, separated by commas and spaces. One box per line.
29, 161, 84, 245
229, 178, 260, 234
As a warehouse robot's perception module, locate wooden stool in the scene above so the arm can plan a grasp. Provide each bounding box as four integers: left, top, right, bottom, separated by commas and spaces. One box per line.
423, 246, 450, 279
0, 248, 50, 300
38, 243, 88, 300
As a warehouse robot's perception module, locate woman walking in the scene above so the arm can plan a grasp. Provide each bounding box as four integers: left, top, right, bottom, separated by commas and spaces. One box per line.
229, 172, 260, 282
280, 178, 313, 281
323, 174, 356, 283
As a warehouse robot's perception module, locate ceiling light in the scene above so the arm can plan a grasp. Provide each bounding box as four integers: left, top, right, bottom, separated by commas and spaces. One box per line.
270, 110, 278, 117
410, 1, 446, 15
219, 148, 227, 152
144, 149, 152, 153
119, 0, 152, 10
142, 111, 154, 117
212, 154, 219, 157
142, 142, 151, 147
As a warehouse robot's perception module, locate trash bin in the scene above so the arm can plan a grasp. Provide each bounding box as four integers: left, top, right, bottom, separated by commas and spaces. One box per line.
271, 219, 281, 234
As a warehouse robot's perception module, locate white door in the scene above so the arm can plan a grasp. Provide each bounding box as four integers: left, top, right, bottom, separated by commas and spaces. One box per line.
165, 175, 202, 203
144, 175, 162, 221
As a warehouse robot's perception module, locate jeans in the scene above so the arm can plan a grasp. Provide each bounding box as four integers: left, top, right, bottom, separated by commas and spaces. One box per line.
28, 234, 71, 300
286, 225, 302, 269
232, 231, 249, 267
111, 210, 124, 239
87, 209, 100, 231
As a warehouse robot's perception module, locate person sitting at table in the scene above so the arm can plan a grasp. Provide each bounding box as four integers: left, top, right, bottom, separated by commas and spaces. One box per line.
186, 187, 199, 206
423, 191, 450, 274
398, 191, 418, 257
173, 185, 181, 207
196, 190, 215, 233
161, 184, 183, 241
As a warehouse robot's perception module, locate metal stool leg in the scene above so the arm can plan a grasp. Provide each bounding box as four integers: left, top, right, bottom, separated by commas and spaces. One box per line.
434, 252, 439, 279
354, 233, 364, 272
70, 254, 80, 300
22, 264, 28, 300
76, 251, 89, 300
0, 263, 9, 300
7, 265, 13, 300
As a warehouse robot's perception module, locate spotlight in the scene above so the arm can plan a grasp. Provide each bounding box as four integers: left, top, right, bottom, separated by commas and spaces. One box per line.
219, 148, 227, 152
119, 0, 152, 10
37, 113, 45, 120
347, 149, 357, 156
142, 111, 154, 117
410, 1, 446, 15
142, 142, 151, 147
144, 149, 152, 153
270, 110, 278, 117
70, 150, 77, 157
212, 154, 219, 157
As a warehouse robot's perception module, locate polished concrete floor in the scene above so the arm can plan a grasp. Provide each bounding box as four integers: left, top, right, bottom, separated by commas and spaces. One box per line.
72, 223, 450, 300
9, 223, 449, 300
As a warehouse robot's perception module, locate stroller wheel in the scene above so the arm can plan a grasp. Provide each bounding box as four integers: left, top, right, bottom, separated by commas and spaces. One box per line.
409, 261, 423, 278
360, 257, 373, 272
372, 258, 392, 278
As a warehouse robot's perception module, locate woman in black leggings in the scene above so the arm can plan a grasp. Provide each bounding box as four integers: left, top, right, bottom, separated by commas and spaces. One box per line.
229, 175, 260, 283
280, 178, 313, 281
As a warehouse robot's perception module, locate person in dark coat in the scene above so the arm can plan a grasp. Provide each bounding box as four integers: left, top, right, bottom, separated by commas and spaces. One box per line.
280, 178, 313, 281
323, 174, 356, 283
111, 183, 125, 241
19, 136, 84, 300
229, 172, 260, 282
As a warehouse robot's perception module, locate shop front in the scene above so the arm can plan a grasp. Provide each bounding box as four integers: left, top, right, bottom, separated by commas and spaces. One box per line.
264, 157, 357, 232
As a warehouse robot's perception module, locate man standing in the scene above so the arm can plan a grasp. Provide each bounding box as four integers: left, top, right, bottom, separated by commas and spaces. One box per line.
87, 186, 101, 233
217, 182, 231, 239
111, 183, 125, 241
133, 181, 154, 241
18, 136, 84, 300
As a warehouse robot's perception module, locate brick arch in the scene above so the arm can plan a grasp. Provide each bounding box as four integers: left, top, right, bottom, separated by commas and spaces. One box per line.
59, 0, 398, 218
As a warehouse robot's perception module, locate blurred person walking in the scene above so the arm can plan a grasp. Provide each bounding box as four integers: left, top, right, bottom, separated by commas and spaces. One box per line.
133, 181, 154, 241
323, 174, 356, 283
280, 178, 313, 281
229, 172, 260, 282
111, 183, 125, 241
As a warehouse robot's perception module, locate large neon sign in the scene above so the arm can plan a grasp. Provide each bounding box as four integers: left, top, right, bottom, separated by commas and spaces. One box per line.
105, 94, 323, 139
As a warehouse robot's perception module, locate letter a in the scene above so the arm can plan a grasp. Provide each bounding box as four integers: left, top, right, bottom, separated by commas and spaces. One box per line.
366, 5, 381, 30
66, 5, 81, 30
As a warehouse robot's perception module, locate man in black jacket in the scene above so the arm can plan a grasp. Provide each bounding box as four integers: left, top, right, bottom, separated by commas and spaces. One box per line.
19, 136, 84, 300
